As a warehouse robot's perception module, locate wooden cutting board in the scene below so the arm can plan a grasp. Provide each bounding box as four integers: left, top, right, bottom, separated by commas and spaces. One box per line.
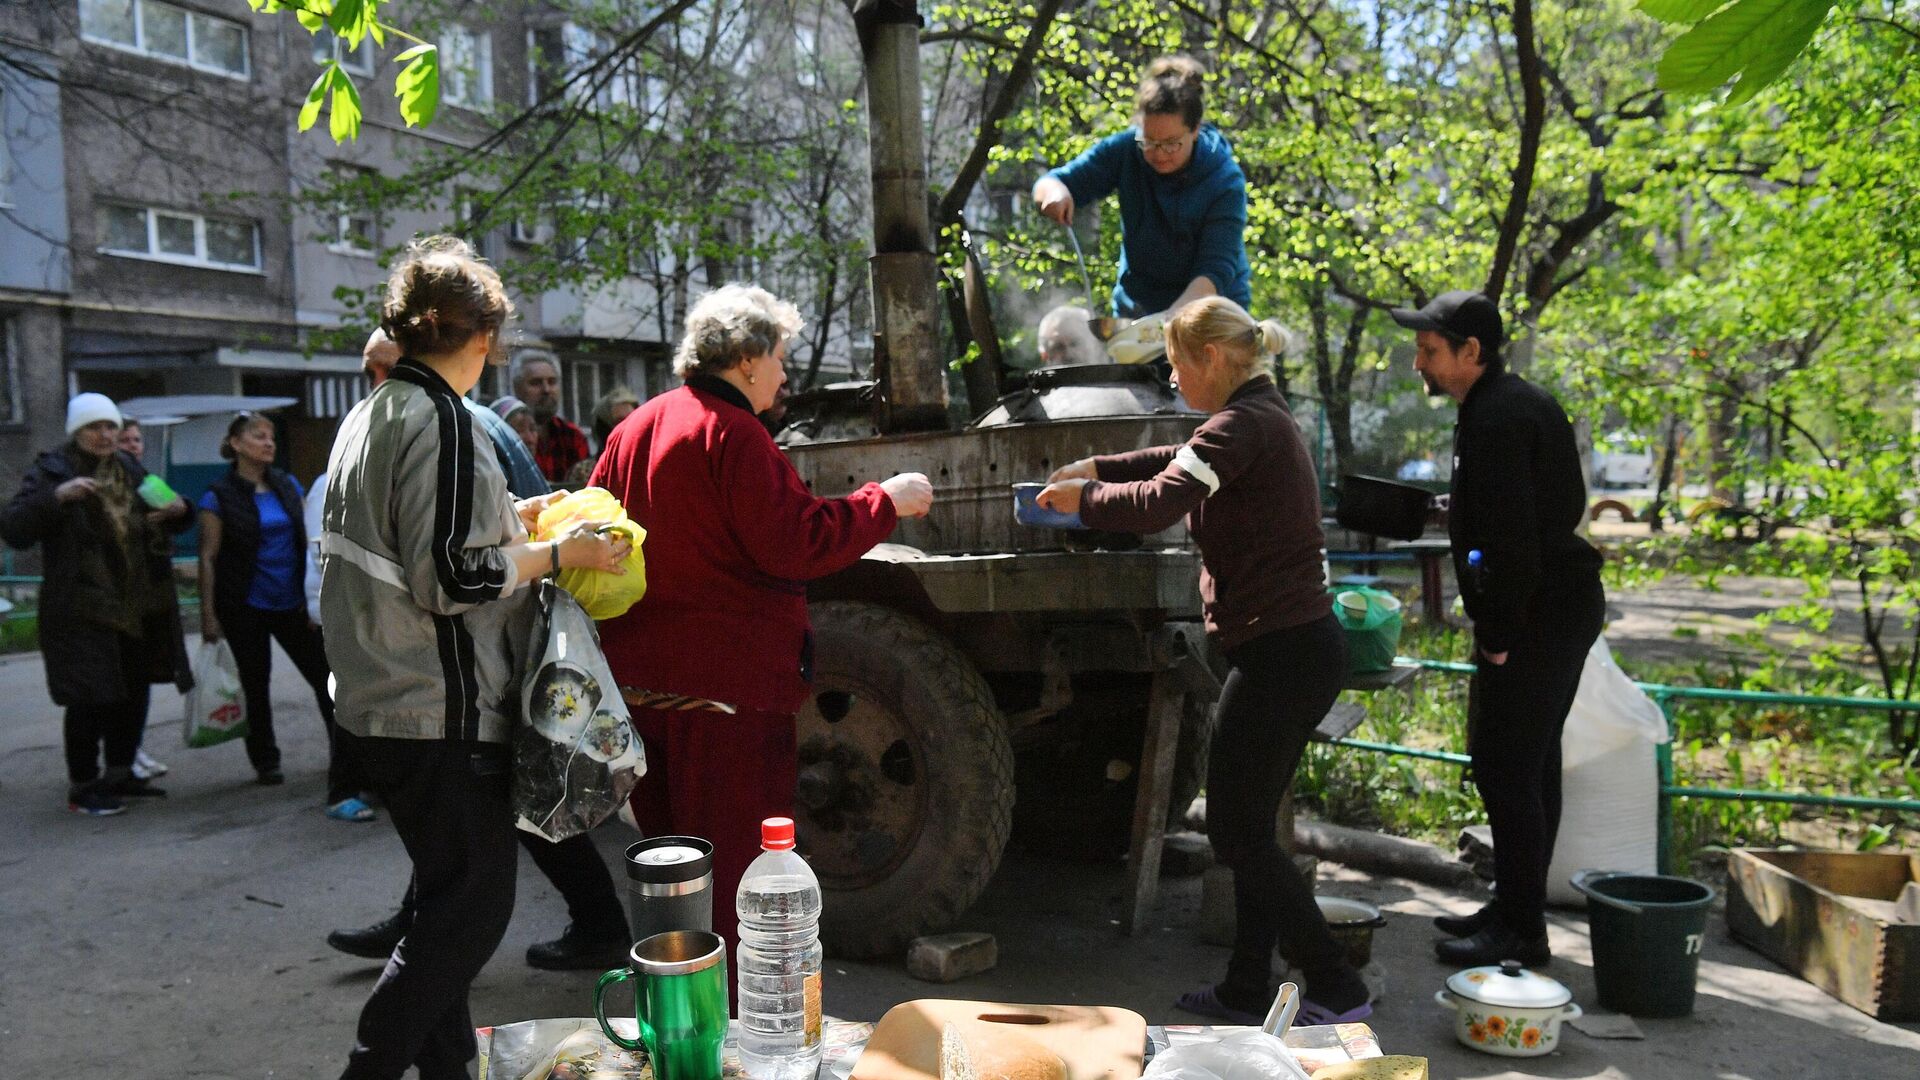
851, 999, 1147, 1080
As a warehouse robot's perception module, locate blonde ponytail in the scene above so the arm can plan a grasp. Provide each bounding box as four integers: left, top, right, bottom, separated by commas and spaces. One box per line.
1165, 297, 1290, 381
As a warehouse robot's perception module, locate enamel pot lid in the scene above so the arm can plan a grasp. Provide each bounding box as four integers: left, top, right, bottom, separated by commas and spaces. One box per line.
1446, 959, 1573, 1009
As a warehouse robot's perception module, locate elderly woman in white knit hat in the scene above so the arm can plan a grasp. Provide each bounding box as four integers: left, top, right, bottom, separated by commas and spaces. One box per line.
1, 393, 194, 815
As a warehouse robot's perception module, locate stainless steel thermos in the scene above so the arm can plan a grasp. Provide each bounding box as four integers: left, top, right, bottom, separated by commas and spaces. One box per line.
624, 836, 715, 944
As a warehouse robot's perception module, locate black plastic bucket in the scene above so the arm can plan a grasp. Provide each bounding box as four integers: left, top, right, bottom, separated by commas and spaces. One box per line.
1573, 871, 1715, 1018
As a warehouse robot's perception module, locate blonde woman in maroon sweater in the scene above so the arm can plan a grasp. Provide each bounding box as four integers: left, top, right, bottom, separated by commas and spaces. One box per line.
1039, 296, 1370, 1026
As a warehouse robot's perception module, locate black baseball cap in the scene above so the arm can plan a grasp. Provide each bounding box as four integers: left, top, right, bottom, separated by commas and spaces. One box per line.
1390, 290, 1503, 355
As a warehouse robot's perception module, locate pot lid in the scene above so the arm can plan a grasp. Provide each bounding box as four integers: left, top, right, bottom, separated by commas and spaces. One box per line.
1447, 959, 1572, 1008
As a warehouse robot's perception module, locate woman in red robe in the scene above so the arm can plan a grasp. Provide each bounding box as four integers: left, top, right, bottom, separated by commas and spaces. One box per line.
591, 284, 932, 958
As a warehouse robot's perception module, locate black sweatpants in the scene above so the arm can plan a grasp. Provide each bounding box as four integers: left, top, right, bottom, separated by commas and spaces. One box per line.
220, 604, 348, 797
341, 734, 518, 1080
62, 633, 150, 788
1207, 613, 1367, 1012
391, 831, 627, 938
1468, 574, 1605, 937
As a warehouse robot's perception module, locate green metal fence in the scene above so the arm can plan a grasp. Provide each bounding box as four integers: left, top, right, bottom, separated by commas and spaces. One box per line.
1325, 657, 1920, 875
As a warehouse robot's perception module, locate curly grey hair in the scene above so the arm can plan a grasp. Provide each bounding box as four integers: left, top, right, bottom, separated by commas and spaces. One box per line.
673, 284, 805, 379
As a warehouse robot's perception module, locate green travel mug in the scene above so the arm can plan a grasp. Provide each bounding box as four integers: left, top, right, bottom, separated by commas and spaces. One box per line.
593, 929, 728, 1080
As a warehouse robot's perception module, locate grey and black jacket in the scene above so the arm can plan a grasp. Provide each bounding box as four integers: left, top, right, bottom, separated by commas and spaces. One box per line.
319, 358, 536, 744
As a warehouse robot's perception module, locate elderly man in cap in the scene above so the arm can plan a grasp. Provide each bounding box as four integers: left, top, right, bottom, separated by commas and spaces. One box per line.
1392, 290, 1605, 966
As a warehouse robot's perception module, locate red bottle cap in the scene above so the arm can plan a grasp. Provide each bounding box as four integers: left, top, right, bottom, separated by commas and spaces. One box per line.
761, 817, 796, 851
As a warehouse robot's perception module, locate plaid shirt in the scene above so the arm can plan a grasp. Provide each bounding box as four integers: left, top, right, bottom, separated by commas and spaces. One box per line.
534, 414, 590, 484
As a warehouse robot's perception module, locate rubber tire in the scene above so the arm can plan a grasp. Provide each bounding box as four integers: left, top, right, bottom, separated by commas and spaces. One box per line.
800, 601, 1014, 959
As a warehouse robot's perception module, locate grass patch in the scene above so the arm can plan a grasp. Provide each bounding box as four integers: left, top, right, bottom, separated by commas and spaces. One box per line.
1296, 622, 1920, 874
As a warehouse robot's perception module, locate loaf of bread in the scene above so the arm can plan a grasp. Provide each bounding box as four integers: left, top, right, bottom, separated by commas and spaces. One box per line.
939, 1020, 1070, 1080
1309, 1057, 1429, 1080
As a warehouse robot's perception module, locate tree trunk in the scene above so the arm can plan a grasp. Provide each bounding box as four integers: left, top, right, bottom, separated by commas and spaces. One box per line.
1647, 416, 1681, 533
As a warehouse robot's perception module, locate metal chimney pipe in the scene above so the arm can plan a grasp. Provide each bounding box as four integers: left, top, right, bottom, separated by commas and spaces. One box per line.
854, 0, 950, 432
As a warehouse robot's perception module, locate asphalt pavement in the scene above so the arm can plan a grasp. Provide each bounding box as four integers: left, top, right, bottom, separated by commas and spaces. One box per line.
2, 636, 1917, 1078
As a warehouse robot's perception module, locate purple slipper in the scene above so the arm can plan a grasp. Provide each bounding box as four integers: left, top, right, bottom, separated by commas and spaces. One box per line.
1175, 984, 1265, 1026
1296, 997, 1374, 1026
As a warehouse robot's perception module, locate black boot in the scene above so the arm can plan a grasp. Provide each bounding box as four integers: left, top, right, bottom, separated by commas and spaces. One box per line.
327, 910, 410, 959
526, 922, 630, 971
1433, 900, 1500, 939
1434, 923, 1550, 967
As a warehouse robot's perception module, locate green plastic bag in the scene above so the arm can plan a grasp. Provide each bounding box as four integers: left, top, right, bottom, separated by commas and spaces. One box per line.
1332, 586, 1403, 674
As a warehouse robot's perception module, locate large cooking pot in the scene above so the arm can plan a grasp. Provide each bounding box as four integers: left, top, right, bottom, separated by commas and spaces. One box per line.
1334, 474, 1434, 541
1434, 959, 1582, 1057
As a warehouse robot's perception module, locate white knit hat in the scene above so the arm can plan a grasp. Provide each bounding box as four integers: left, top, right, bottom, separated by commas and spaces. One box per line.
66, 392, 123, 436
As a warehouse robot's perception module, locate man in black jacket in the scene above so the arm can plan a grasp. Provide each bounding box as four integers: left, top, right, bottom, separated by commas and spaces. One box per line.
1393, 291, 1605, 966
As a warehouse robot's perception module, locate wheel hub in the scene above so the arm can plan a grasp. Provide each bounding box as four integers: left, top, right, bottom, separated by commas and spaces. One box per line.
794, 677, 928, 892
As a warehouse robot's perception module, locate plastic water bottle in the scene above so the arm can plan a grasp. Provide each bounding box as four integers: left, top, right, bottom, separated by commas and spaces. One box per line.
736, 817, 824, 1080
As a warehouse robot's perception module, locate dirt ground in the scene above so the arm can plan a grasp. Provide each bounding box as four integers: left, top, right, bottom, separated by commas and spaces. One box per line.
3, 577, 1917, 1078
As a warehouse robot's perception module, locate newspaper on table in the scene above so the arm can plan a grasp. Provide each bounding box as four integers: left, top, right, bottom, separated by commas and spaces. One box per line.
476, 1017, 875, 1080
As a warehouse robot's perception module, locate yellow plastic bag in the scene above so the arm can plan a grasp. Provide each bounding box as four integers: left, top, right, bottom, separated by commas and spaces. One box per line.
532, 487, 648, 620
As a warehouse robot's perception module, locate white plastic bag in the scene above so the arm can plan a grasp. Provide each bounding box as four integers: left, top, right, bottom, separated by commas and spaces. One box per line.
1548, 636, 1666, 904
513, 581, 646, 842
1561, 636, 1667, 769
1142, 1031, 1312, 1080
183, 639, 248, 748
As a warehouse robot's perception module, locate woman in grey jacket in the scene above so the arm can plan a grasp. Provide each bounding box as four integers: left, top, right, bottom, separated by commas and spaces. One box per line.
321, 238, 628, 1080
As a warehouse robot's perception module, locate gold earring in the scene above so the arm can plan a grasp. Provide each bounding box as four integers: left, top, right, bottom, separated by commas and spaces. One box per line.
747, 372, 757, 384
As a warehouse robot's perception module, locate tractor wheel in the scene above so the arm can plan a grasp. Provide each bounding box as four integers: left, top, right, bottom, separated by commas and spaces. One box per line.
796, 601, 1014, 959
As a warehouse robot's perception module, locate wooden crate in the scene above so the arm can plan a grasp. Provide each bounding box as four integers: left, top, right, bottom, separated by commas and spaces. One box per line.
1725, 848, 1920, 1021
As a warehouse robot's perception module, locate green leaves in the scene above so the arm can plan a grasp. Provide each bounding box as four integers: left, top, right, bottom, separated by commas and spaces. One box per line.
1647, 0, 1837, 105
298, 60, 361, 143
393, 44, 439, 129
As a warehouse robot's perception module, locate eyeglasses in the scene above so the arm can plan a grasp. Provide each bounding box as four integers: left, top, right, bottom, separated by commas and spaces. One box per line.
1134, 130, 1191, 155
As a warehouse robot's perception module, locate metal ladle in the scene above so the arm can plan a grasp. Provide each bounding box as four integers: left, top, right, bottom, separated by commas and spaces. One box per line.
1064, 224, 1128, 342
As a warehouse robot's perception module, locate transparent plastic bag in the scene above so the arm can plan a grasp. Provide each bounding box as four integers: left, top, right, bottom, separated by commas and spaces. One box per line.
1142, 1031, 1312, 1080
533, 487, 648, 621
514, 581, 646, 842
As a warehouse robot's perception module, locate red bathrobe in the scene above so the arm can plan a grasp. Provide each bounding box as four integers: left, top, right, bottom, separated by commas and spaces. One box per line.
591, 374, 897, 964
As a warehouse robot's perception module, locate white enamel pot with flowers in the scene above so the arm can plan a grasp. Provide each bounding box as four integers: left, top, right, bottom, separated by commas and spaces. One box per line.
1434, 959, 1582, 1057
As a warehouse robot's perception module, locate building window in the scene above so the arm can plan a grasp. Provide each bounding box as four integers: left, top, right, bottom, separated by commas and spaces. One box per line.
0, 87, 10, 209
0, 319, 19, 426
330, 166, 378, 255
441, 25, 493, 110
100, 203, 261, 272
453, 187, 498, 262
311, 29, 375, 76
79, 0, 250, 79
567, 357, 623, 427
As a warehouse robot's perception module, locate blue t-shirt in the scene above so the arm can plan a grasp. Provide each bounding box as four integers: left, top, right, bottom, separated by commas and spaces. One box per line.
1047, 124, 1252, 318
198, 480, 306, 611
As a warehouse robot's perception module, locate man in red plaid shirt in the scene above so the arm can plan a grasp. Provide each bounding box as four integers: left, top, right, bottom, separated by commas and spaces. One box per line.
513, 354, 590, 484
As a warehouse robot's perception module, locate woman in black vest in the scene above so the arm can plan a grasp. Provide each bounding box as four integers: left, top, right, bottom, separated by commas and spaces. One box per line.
197, 413, 359, 815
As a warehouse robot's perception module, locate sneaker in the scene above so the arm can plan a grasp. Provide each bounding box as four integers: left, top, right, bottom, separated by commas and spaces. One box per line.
325, 797, 376, 823
326, 911, 410, 959
103, 775, 167, 798
526, 923, 631, 971
133, 749, 170, 779
256, 768, 285, 786
69, 788, 127, 816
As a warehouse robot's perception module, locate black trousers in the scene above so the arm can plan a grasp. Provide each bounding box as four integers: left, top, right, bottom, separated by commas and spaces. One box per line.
341, 734, 518, 1080
220, 604, 348, 797
62, 633, 150, 787
1207, 614, 1366, 1011
1468, 574, 1606, 937
391, 831, 627, 937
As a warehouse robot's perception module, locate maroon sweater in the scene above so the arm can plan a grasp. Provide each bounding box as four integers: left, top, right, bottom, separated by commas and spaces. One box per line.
591, 377, 898, 714
1081, 375, 1329, 649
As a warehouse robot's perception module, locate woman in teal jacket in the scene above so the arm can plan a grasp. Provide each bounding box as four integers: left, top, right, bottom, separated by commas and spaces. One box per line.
1032, 55, 1251, 319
